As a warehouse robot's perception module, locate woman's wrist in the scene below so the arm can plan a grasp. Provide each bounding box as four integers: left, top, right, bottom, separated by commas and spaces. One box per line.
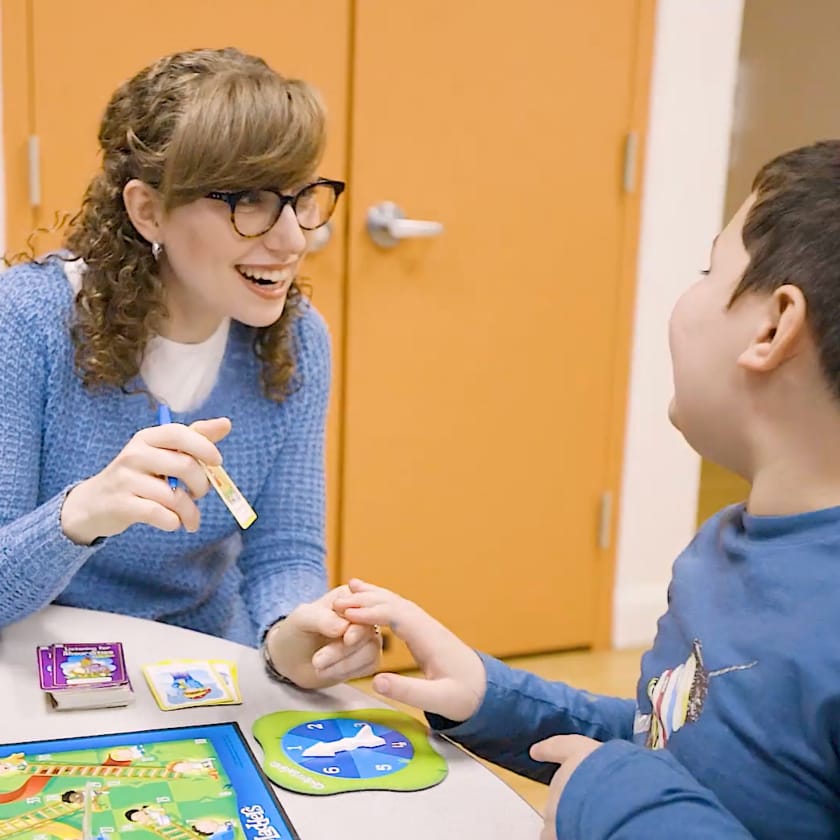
60, 480, 100, 546
262, 619, 299, 686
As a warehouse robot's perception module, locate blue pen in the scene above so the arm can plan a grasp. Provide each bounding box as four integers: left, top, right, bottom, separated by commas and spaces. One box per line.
156, 403, 179, 490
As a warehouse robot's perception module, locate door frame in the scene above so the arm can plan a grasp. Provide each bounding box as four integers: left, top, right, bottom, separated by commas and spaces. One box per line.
592, 0, 657, 648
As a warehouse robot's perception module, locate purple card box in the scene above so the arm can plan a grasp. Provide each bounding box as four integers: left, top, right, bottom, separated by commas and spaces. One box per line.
41, 642, 128, 691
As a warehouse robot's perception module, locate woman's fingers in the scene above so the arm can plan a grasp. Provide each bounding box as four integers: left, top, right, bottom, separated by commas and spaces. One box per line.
138, 421, 227, 466
145, 448, 211, 498
127, 475, 202, 531
127, 496, 183, 532
312, 635, 381, 683
189, 417, 233, 444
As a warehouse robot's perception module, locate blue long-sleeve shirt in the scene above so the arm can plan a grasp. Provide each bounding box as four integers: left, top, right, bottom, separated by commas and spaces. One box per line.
433, 504, 840, 837
0, 258, 330, 645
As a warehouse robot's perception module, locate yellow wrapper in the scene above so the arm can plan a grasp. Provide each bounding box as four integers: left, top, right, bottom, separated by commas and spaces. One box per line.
202, 462, 257, 529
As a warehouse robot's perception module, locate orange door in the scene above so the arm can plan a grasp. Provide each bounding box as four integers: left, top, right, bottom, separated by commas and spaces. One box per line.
343, 1, 653, 666
2, 0, 351, 582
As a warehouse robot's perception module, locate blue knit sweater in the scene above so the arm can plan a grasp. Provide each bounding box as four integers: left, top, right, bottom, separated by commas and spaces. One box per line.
0, 257, 330, 646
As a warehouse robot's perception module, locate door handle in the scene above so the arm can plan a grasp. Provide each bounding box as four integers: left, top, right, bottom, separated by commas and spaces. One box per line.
367, 201, 443, 248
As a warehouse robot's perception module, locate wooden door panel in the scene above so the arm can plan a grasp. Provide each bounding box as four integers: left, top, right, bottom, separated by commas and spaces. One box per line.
345, 1, 650, 666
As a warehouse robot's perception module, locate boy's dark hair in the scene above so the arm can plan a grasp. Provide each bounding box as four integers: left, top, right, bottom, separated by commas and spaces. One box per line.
733, 140, 840, 398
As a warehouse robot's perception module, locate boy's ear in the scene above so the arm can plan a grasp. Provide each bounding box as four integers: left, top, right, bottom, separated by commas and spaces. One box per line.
737, 285, 807, 373
123, 179, 164, 243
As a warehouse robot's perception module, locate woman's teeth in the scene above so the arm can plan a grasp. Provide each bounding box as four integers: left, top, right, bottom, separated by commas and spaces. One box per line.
237, 267, 288, 286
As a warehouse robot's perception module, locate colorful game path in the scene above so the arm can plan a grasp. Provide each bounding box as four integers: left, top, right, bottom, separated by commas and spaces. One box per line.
0, 724, 296, 840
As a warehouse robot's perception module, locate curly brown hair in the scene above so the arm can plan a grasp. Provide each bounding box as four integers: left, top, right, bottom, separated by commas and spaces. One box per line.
64, 47, 326, 400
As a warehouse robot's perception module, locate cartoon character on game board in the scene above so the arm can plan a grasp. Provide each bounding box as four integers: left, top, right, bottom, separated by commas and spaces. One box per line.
106, 746, 145, 765
191, 818, 235, 840
0, 753, 27, 776
62, 788, 108, 810
125, 805, 172, 827
166, 758, 217, 778
170, 672, 212, 700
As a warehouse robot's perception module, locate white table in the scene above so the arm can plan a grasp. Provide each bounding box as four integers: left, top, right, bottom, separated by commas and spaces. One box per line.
0, 606, 541, 839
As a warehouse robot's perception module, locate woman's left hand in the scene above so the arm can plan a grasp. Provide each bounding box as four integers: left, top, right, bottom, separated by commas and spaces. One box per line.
263, 586, 382, 689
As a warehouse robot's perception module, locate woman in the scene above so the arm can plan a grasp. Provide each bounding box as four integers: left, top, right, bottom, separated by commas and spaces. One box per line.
0, 47, 379, 689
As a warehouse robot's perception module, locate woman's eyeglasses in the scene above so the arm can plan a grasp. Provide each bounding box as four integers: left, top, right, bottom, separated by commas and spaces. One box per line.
206, 179, 345, 238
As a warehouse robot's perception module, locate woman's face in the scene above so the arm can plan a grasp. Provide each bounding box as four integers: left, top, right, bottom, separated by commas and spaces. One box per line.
156, 192, 309, 342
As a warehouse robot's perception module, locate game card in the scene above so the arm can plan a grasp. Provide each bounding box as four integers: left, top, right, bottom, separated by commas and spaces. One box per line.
51, 642, 128, 688
202, 463, 257, 529
213, 660, 242, 703
142, 660, 240, 710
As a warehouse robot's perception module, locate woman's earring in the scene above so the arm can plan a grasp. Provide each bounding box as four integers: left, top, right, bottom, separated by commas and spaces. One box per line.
151, 241, 162, 261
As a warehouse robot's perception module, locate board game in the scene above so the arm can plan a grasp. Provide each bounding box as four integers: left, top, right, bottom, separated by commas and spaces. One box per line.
0, 723, 298, 840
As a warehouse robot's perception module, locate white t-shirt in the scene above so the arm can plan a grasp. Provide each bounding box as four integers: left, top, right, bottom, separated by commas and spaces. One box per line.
63, 258, 229, 412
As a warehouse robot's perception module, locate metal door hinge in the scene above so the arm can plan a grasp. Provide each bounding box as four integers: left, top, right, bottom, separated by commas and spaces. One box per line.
598, 491, 613, 550
28, 135, 41, 208
622, 131, 638, 194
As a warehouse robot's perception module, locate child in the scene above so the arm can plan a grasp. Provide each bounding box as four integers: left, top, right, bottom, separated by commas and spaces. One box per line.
0, 47, 379, 689
334, 141, 840, 837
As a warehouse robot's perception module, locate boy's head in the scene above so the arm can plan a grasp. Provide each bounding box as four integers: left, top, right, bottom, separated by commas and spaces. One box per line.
669, 140, 840, 477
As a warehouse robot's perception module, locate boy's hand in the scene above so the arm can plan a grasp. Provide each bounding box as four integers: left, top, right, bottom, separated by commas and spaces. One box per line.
529, 735, 603, 840
333, 579, 487, 722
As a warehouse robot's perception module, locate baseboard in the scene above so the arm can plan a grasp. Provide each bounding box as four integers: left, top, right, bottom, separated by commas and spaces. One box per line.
611, 584, 667, 649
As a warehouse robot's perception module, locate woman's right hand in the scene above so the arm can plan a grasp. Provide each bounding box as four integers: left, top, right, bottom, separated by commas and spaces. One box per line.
60, 417, 231, 545
333, 579, 488, 723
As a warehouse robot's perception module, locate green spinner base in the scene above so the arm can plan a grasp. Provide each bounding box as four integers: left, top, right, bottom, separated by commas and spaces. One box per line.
252, 708, 448, 795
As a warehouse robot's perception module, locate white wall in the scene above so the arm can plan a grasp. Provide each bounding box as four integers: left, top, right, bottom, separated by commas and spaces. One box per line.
612, 0, 744, 647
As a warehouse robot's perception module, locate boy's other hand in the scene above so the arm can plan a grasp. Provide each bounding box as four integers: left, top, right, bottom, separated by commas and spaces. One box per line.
529, 734, 603, 840
333, 579, 487, 723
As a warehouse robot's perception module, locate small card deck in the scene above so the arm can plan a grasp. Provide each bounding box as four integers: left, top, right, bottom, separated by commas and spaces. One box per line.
37, 642, 134, 710
142, 658, 242, 711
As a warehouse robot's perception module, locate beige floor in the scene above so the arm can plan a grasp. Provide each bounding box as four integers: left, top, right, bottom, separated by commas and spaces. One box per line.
350, 646, 644, 813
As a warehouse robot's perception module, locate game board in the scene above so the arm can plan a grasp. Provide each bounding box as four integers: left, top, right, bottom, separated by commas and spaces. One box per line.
0, 723, 297, 840
253, 709, 447, 795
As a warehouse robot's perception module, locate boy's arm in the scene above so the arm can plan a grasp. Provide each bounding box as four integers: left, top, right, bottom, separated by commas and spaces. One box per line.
554, 739, 754, 838
333, 581, 635, 784
427, 654, 635, 784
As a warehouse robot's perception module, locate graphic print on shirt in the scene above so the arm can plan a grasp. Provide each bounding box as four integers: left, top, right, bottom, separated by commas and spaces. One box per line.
636, 639, 757, 749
